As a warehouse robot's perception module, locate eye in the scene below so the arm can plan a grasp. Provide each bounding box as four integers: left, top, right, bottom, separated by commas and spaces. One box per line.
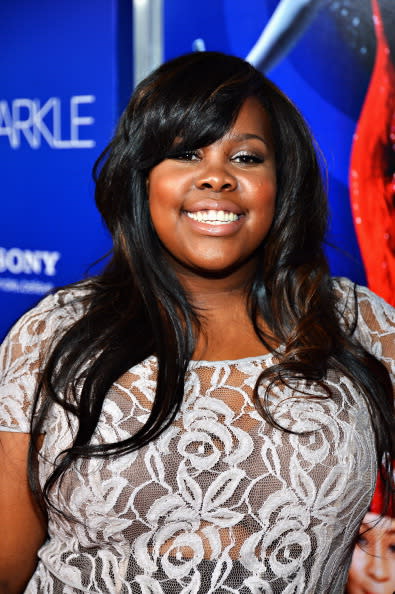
356, 533, 368, 547
170, 150, 200, 161
231, 151, 264, 165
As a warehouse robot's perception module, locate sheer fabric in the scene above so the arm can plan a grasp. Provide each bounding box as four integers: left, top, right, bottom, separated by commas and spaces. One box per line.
0, 278, 394, 593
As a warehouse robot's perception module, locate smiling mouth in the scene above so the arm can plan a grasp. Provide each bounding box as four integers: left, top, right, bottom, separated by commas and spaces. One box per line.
185, 210, 241, 224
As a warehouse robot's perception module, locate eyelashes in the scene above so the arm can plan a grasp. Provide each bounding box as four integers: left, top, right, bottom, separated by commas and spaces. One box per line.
232, 152, 264, 164
169, 150, 264, 164
171, 150, 200, 161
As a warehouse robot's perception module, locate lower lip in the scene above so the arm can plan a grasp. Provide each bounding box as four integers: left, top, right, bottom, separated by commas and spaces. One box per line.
183, 213, 244, 236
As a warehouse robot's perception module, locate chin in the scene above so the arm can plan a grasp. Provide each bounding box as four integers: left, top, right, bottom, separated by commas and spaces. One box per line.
191, 258, 256, 278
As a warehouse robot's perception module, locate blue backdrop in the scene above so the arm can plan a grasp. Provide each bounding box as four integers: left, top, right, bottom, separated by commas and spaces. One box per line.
0, 0, 132, 338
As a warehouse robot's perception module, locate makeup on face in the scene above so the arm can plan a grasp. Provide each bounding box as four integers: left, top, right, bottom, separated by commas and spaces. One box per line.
147, 97, 277, 278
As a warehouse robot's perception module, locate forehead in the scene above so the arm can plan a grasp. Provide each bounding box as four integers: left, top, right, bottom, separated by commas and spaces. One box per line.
225, 97, 274, 147
363, 512, 395, 529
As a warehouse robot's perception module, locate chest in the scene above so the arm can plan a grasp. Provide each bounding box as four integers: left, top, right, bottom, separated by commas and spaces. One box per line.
42, 359, 377, 536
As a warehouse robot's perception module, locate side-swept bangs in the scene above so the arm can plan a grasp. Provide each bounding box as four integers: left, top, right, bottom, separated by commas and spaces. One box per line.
121, 52, 268, 171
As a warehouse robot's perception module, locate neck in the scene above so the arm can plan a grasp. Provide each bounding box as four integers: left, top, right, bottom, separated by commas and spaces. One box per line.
174, 262, 256, 311
175, 264, 274, 362
165, 256, 275, 361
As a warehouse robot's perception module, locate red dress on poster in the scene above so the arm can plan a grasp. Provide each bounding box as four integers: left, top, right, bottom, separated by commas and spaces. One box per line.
349, 0, 395, 305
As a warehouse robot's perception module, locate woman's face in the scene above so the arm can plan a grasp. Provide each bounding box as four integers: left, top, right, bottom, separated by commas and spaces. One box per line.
147, 97, 277, 278
347, 513, 395, 594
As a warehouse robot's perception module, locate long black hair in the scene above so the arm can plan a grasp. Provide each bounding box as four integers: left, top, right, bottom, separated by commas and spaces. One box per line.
29, 51, 394, 515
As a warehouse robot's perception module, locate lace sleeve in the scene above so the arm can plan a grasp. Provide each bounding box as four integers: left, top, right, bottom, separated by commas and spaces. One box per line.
335, 277, 395, 390
353, 283, 395, 390
0, 288, 88, 432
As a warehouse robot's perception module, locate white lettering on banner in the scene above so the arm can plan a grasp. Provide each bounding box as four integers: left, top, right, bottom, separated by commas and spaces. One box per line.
0, 248, 61, 276
0, 95, 95, 149
0, 277, 54, 295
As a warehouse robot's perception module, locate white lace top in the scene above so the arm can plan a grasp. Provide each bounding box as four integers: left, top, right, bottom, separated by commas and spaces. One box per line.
0, 278, 394, 594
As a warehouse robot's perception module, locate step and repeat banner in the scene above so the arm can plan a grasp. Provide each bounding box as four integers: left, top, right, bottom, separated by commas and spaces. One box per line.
0, 0, 133, 339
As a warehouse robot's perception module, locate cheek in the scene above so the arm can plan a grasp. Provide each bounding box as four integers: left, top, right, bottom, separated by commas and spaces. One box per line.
148, 163, 181, 205
254, 187, 276, 227
148, 196, 181, 255
148, 182, 180, 236
253, 175, 276, 203
347, 549, 367, 585
148, 181, 175, 211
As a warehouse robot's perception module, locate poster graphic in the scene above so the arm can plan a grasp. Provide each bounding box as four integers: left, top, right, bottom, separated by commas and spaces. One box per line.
349, 0, 395, 305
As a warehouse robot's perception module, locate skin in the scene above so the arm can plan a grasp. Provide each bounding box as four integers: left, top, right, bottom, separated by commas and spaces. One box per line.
347, 513, 395, 594
148, 97, 277, 360
0, 432, 47, 593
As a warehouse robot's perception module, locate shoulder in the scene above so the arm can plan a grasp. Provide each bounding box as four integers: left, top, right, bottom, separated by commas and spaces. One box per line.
2, 282, 91, 352
332, 277, 395, 379
0, 282, 92, 432
331, 276, 395, 327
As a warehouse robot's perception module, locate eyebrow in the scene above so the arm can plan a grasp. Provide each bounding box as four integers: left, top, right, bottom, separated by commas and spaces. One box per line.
361, 525, 395, 536
228, 133, 269, 147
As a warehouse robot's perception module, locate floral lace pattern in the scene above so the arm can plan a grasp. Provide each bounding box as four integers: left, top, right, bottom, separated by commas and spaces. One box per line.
0, 278, 394, 593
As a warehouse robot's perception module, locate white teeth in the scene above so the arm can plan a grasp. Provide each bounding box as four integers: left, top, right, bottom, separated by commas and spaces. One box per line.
186, 210, 240, 223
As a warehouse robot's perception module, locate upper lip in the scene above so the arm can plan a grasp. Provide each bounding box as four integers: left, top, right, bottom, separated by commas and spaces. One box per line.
183, 199, 244, 215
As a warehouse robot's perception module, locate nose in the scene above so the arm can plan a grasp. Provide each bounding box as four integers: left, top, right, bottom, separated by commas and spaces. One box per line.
195, 163, 237, 192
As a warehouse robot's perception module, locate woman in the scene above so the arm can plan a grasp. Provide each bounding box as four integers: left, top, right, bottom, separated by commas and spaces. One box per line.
0, 51, 394, 593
